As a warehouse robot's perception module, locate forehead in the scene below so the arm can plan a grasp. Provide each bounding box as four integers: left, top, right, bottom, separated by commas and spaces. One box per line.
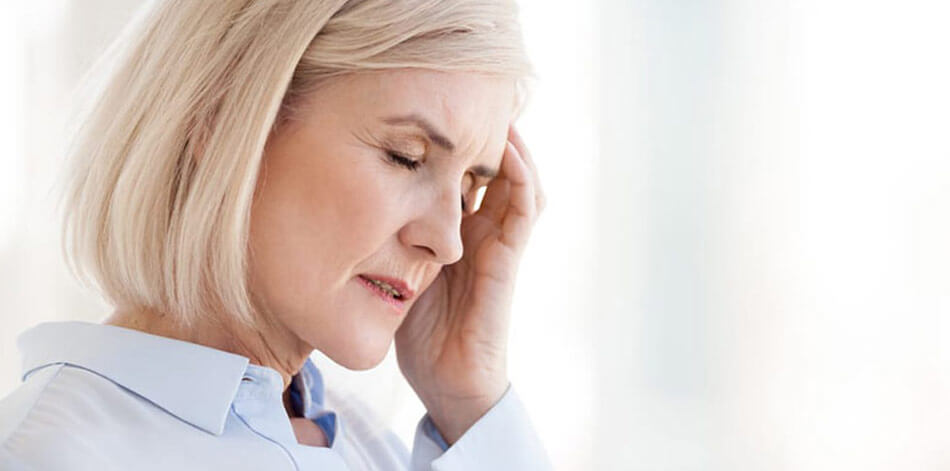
324, 69, 517, 152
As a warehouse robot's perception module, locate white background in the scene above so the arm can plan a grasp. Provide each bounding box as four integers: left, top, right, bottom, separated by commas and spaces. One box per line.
2, 1, 948, 469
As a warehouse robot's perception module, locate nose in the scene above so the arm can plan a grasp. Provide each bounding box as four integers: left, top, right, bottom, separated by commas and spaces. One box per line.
399, 183, 465, 265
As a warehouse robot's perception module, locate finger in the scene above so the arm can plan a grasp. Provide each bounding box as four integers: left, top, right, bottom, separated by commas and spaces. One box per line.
507, 125, 546, 213
498, 140, 537, 250
476, 167, 510, 224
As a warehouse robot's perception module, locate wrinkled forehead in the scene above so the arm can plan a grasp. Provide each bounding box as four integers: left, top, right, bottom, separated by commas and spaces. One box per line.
349, 69, 517, 151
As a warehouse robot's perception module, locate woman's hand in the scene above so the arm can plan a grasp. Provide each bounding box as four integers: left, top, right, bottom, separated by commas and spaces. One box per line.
394, 124, 546, 445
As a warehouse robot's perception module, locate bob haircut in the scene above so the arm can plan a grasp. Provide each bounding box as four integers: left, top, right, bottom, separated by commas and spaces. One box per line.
59, 0, 535, 329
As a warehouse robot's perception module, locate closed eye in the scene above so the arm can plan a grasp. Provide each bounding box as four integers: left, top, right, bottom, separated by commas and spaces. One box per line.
386, 150, 473, 213
386, 151, 421, 171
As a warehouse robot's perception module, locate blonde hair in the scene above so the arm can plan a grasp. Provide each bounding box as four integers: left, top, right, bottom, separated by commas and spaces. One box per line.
59, 0, 535, 329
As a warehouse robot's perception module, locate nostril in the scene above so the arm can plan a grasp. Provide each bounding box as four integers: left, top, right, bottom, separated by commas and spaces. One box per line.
413, 244, 437, 258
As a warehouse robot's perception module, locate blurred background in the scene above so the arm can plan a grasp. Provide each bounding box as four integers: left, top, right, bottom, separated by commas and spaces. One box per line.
2, 1, 948, 469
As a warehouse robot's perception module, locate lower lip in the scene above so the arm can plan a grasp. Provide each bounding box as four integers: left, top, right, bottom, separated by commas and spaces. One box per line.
357, 276, 406, 313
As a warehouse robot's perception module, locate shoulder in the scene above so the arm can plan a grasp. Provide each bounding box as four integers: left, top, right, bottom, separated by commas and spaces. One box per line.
0, 364, 68, 444
0, 363, 146, 469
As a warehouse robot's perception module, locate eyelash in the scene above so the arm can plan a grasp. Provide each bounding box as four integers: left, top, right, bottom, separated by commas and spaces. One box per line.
385, 150, 469, 212
386, 151, 421, 171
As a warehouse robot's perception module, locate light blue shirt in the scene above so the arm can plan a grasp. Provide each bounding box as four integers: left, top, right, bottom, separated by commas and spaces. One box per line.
0, 321, 553, 470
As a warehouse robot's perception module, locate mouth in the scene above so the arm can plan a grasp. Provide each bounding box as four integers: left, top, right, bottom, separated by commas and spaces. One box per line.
357, 274, 415, 312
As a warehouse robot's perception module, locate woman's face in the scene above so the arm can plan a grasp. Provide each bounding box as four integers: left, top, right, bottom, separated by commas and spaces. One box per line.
248, 69, 517, 370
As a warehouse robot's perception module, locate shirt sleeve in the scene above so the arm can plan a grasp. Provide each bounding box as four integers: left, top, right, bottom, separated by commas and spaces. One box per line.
421, 414, 451, 451
0, 446, 29, 471
408, 382, 554, 471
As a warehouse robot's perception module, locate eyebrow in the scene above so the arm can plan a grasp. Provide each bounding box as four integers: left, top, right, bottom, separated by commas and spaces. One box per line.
380, 113, 499, 179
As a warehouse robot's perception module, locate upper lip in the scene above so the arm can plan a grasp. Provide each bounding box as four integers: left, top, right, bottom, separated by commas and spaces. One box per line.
359, 274, 416, 301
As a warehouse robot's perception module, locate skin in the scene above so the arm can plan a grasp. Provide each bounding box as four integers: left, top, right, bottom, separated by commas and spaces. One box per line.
105, 68, 545, 447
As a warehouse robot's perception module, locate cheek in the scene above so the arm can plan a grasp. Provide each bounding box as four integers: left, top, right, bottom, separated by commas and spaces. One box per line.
316, 153, 409, 238
319, 173, 394, 258
249, 153, 410, 306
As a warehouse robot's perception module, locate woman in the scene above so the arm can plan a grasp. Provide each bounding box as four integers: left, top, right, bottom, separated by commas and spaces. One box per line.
0, 0, 550, 469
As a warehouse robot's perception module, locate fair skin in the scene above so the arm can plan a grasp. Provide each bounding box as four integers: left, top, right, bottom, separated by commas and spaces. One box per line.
105, 68, 545, 448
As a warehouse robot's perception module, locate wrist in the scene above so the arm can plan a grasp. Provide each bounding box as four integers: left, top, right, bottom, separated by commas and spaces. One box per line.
423, 380, 510, 446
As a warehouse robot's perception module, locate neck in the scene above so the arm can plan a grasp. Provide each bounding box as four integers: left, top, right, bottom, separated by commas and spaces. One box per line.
102, 306, 312, 395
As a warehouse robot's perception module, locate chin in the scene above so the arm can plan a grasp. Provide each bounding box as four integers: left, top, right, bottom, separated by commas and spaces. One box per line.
327, 337, 393, 371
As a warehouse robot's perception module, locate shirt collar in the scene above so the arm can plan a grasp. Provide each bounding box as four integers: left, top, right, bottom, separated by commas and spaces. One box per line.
16, 321, 322, 437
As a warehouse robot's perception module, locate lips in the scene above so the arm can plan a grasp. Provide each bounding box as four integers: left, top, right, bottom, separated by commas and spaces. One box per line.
358, 274, 416, 302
